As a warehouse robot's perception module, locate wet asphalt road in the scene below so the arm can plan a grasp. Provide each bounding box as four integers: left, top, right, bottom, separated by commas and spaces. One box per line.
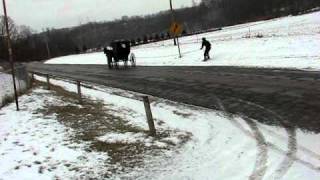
27, 63, 320, 133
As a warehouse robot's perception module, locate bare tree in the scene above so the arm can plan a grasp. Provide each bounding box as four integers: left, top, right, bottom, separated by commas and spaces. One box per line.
0, 15, 18, 41
17, 25, 34, 39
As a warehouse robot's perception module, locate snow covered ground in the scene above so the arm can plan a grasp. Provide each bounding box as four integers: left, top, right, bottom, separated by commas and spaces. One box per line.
46, 11, 320, 70
1, 76, 319, 179
0, 73, 27, 107
0, 88, 109, 179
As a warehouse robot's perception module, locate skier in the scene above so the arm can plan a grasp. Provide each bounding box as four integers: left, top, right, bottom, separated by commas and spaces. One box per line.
200, 37, 211, 61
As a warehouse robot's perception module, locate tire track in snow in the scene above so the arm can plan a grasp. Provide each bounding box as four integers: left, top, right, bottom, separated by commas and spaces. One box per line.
258, 125, 320, 160
231, 98, 320, 158
273, 127, 297, 180
267, 142, 320, 171
244, 117, 269, 180
225, 98, 320, 174
213, 96, 268, 180
214, 96, 320, 178
230, 98, 299, 179
216, 112, 319, 171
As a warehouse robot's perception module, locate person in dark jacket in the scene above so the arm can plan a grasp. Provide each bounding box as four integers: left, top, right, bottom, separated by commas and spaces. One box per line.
200, 38, 211, 61
103, 46, 114, 69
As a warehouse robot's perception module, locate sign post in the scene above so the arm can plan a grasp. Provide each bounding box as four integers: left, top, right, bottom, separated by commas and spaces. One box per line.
170, 22, 183, 58
142, 96, 156, 136
169, 0, 177, 46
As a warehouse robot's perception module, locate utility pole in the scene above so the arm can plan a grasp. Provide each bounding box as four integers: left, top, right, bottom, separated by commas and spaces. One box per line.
2, 0, 19, 111
45, 40, 51, 59
42, 28, 51, 59
45, 38, 51, 59
169, 0, 177, 46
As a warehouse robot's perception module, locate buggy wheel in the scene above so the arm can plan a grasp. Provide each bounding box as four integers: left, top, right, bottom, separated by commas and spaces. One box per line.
114, 61, 119, 69
130, 53, 136, 67
124, 60, 128, 68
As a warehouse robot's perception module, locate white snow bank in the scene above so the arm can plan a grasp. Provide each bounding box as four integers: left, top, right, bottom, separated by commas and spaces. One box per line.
0, 73, 27, 107
46, 11, 320, 70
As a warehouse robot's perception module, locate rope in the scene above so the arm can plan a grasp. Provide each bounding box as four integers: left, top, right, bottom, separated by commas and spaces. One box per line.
136, 54, 178, 59
182, 49, 201, 55
135, 48, 201, 59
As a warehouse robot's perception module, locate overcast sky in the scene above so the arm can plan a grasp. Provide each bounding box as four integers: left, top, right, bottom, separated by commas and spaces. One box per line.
1, 0, 201, 32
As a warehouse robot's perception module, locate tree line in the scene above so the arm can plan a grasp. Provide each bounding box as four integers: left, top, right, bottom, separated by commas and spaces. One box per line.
0, 0, 319, 62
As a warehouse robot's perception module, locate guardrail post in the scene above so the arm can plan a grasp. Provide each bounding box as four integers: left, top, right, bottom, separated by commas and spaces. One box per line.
46, 74, 50, 90
77, 81, 82, 104
30, 73, 34, 87
142, 96, 156, 136
31, 73, 34, 82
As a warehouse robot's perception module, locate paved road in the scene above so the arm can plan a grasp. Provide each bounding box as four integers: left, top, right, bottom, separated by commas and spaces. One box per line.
27, 63, 320, 133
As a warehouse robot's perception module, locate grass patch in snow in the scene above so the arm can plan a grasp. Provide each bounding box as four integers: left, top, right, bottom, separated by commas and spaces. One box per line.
33, 81, 191, 173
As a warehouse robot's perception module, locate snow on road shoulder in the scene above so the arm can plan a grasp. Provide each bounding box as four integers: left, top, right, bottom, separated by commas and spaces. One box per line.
46, 11, 320, 70
0, 88, 109, 179
31, 76, 320, 179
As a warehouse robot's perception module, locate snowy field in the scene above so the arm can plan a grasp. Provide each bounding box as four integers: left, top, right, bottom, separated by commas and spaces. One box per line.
0, 73, 27, 107
46, 11, 320, 70
0, 76, 319, 179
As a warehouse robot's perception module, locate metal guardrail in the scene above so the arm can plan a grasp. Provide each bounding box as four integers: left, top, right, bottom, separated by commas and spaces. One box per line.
0, 65, 29, 73
0, 68, 11, 74
29, 70, 157, 136
29, 70, 82, 82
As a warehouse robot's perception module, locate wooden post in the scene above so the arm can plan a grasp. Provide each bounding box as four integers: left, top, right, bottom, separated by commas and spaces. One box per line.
77, 81, 82, 104
142, 96, 156, 136
31, 73, 34, 82
46, 74, 50, 90
30, 73, 34, 87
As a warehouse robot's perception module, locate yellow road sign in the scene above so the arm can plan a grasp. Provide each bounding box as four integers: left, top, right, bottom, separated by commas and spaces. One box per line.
170, 22, 183, 36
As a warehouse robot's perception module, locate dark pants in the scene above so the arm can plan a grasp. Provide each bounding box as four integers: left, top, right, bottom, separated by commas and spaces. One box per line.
204, 47, 211, 60
107, 55, 113, 68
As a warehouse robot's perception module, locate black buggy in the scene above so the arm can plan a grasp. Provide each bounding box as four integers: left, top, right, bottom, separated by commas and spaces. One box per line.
103, 40, 136, 69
